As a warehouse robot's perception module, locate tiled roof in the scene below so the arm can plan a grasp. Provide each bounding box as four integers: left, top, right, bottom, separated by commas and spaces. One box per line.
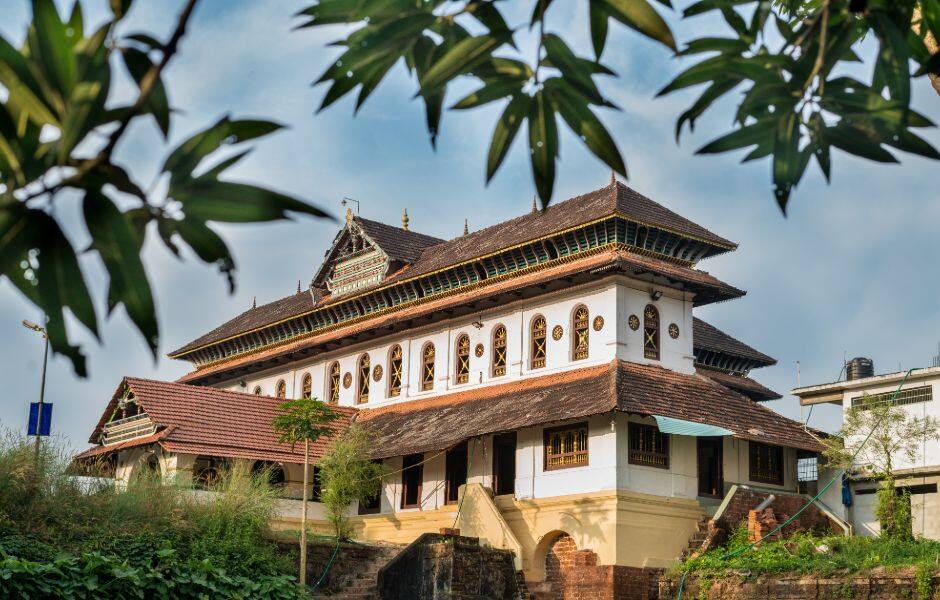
176, 249, 744, 385
77, 378, 356, 464
355, 217, 444, 263
693, 317, 776, 367
696, 367, 782, 401
170, 182, 736, 358
357, 360, 824, 458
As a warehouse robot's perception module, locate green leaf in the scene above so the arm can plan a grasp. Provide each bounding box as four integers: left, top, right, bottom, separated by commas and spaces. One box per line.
873, 14, 911, 106
469, 1, 513, 40
528, 90, 558, 205
171, 180, 330, 223
679, 37, 749, 56
162, 117, 283, 183
696, 119, 775, 154
109, 0, 133, 20
121, 47, 171, 137
772, 112, 801, 213
822, 125, 898, 163
452, 79, 523, 110
486, 93, 531, 182
125, 32, 164, 50
600, 0, 676, 51
546, 78, 625, 177
418, 34, 509, 94
82, 190, 158, 355
30, 0, 76, 97
675, 78, 740, 140
589, 1, 609, 59
170, 217, 236, 292
542, 34, 606, 105
0, 36, 60, 127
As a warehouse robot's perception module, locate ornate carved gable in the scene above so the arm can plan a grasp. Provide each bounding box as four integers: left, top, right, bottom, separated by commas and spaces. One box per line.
316, 219, 391, 297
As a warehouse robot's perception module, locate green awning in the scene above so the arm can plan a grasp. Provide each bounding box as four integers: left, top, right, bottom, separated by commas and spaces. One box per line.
653, 415, 733, 437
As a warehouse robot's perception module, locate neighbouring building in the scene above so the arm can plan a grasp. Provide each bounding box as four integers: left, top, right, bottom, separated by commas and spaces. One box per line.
792, 359, 940, 540
76, 179, 829, 596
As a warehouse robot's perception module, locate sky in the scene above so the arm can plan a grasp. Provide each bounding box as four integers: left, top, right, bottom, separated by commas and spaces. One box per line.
1, 0, 939, 453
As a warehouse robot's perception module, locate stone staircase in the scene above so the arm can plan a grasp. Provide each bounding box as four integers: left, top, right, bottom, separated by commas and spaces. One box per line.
309, 544, 401, 599
682, 516, 722, 560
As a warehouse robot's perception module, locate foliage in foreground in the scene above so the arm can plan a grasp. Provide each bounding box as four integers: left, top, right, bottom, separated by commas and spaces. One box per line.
0, 434, 301, 597
676, 529, 940, 579
318, 424, 385, 540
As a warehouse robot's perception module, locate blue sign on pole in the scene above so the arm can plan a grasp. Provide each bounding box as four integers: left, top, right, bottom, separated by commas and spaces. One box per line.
27, 402, 52, 436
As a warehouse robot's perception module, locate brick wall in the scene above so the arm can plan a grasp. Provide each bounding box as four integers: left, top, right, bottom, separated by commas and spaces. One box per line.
717, 488, 836, 541
536, 533, 662, 600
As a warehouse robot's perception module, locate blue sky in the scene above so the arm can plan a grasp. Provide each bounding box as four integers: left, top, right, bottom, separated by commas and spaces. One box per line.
2, 0, 939, 452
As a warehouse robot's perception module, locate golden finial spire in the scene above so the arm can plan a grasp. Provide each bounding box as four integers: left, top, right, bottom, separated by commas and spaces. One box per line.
531, 196, 537, 214
345, 206, 353, 224
252, 296, 257, 309
297, 280, 302, 294
610, 170, 616, 186
402, 208, 409, 231
463, 218, 469, 236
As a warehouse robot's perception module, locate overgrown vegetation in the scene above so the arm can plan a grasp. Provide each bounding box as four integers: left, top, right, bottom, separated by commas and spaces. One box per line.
318, 424, 385, 540
0, 433, 303, 598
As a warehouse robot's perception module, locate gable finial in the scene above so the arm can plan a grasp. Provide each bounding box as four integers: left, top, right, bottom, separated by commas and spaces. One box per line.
345, 206, 353, 224
610, 170, 616, 186
297, 280, 302, 294
402, 208, 409, 231
463, 218, 469, 236
531, 196, 537, 214
252, 296, 257, 309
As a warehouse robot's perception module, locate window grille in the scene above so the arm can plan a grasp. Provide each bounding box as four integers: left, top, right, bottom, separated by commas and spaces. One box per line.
544, 423, 589, 470
357, 354, 370, 403
749, 442, 784, 485
455, 334, 470, 384
851, 386, 933, 410
492, 325, 507, 377
252, 385, 262, 395
275, 379, 287, 399
328, 362, 340, 404
797, 453, 818, 482
573, 306, 589, 360
531, 315, 547, 369
422, 343, 435, 391
643, 304, 660, 360
388, 345, 403, 397
628, 422, 670, 468
301, 373, 312, 399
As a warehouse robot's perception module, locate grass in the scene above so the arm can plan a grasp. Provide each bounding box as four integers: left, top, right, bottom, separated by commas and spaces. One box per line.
674, 523, 940, 580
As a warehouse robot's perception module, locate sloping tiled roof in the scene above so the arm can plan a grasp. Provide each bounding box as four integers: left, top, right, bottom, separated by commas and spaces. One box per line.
355, 216, 444, 263
693, 317, 776, 367
170, 182, 736, 359
357, 360, 824, 458
697, 367, 782, 401
176, 249, 744, 385
77, 378, 357, 464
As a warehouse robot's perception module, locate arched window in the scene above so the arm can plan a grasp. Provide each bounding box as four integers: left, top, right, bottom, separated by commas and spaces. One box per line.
492, 325, 507, 377
455, 334, 470, 384
530, 315, 547, 369
301, 373, 312, 399
275, 379, 287, 399
328, 361, 341, 404
388, 345, 403, 397
643, 304, 660, 360
357, 354, 370, 404
252, 385, 262, 396
421, 343, 436, 391
572, 305, 589, 360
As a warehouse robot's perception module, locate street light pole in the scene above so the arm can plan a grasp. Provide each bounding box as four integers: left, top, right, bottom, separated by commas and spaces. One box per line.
22, 320, 49, 465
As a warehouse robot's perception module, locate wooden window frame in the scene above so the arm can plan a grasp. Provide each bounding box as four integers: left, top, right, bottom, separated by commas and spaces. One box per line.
275, 379, 287, 399
643, 304, 660, 361
491, 325, 507, 377
572, 305, 589, 361
628, 422, 670, 469
530, 314, 547, 369
252, 385, 262, 396
328, 361, 341, 404
357, 353, 370, 404
749, 442, 785, 486
543, 422, 589, 471
455, 334, 470, 384
388, 345, 403, 397
421, 343, 435, 391
301, 373, 312, 399
400, 454, 424, 509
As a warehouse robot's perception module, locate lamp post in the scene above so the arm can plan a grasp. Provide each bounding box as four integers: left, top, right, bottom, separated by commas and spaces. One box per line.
22, 320, 49, 464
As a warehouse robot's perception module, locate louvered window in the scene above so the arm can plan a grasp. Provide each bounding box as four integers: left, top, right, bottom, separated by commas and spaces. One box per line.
531, 315, 547, 369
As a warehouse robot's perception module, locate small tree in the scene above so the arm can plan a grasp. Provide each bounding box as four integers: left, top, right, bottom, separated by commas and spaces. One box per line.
824, 395, 939, 539
317, 424, 385, 540
272, 397, 339, 586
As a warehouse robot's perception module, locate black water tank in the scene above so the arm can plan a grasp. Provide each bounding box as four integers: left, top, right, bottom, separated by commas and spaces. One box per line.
846, 357, 874, 381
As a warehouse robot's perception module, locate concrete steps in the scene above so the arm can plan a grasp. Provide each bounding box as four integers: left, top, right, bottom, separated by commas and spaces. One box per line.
309, 545, 401, 599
